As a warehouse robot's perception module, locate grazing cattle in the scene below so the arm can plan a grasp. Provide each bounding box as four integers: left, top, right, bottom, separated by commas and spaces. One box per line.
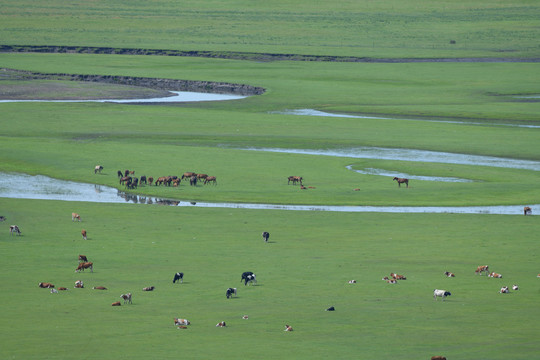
284, 325, 293, 331
189, 175, 197, 186
431, 357, 447, 360
94, 165, 103, 174
241, 271, 254, 282
140, 175, 147, 185
433, 289, 451, 301
81, 229, 87, 240
500, 286, 509, 294
524, 206, 532, 215
386, 279, 397, 284
348, 280, 357, 284
393, 177, 409, 188
9, 225, 21, 236
121, 293, 132, 304
226, 287, 237, 298
142, 286, 155, 291
326, 306, 335, 311
72, 213, 81, 222
93, 286, 107, 290
148, 177, 154, 185
78, 255, 88, 262
288, 176, 303, 185
262, 231, 270, 242
51, 288, 58, 293
112, 301, 121, 306
244, 274, 256, 286
74, 280, 84, 288
128, 177, 139, 189
444, 271, 455, 277
174, 318, 190, 326
182, 172, 197, 181
39, 282, 54, 288
488, 272, 503, 278
512, 284, 519, 290
197, 173, 208, 181
204, 176, 217, 185
75, 262, 93, 273
172, 178, 181, 187
117, 170, 123, 178
242, 315, 249, 319
58, 287, 68, 291
124, 170, 130, 177
120, 176, 131, 185
173, 272, 184, 284
216, 321, 226, 327
475, 265, 489, 275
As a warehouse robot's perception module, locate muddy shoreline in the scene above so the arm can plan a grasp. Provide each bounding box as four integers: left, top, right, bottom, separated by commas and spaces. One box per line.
2, 45, 540, 63
1, 67, 265, 96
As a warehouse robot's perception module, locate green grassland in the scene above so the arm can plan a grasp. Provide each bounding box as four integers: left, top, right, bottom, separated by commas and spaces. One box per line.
0, 198, 539, 360
1, 0, 540, 359
1, 0, 540, 58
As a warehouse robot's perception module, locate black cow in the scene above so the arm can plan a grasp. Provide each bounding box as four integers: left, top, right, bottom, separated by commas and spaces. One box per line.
140, 175, 147, 185
262, 231, 270, 242
241, 271, 253, 283
173, 272, 184, 284
226, 287, 237, 299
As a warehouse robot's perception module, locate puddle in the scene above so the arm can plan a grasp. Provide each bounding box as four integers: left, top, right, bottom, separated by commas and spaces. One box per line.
273, 109, 540, 129
241, 147, 540, 171
0, 91, 246, 103
345, 165, 475, 183
0, 173, 536, 215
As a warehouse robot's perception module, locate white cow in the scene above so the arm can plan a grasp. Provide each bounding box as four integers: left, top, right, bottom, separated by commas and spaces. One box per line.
174, 318, 190, 326
433, 289, 451, 301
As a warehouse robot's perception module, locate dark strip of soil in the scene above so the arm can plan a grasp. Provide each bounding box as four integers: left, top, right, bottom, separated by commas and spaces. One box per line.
1, 45, 540, 63
2, 68, 265, 96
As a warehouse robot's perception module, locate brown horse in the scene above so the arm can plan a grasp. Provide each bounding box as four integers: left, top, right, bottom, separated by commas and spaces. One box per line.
204, 176, 217, 185
393, 177, 409, 188
182, 172, 197, 181
288, 176, 303, 185
524, 206, 532, 215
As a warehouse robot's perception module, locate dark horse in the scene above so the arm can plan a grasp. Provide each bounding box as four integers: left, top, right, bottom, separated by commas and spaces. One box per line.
524, 206, 532, 215
262, 231, 270, 242
393, 177, 409, 188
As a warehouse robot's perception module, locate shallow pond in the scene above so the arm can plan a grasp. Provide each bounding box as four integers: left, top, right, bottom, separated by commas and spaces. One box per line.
0, 173, 536, 215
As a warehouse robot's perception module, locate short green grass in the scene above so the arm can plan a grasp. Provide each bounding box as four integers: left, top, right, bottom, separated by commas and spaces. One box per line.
0, 198, 538, 360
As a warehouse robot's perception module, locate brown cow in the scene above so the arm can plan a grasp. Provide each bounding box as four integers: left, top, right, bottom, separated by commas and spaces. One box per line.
284, 325, 294, 331
58, 287, 68, 291
431, 356, 446, 360
393, 177, 409, 188
524, 206, 532, 215
488, 272, 503, 278
75, 262, 93, 273
142, 286, 155, 291
287, 176, 303, 185
444, 271, 455, 277
112, 301, 121, 306
197, 173, 208, 181
39, 282, 54, 288
81, 229, 87, 240
71, 213, 81, 222
74, 280, 84, 288
148, 177, 154, 185
93, 286, 107, 290
475, 265, 489, 275
216, 321, 226, 327
78, 255, 88, 262
204, 176, 217, 185
390, 273, 406, 280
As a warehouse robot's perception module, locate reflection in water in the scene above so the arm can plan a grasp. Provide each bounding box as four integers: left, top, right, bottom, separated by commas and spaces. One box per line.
0, 172, 536, 215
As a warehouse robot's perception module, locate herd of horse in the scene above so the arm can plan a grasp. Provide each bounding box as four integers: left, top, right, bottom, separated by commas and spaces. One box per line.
110, 168, 217, 189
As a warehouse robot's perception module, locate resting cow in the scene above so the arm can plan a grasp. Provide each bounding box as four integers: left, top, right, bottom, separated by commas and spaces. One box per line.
74, 280, 84, 288
174, 318, 190, 326
433, 289, 451, 301
9, 225, 21, 236
488, 272, 503, 278
173, 272, 184, 284
499, 286, 509, 293
93, 286, 107, 290
39, 282, 54, 288
444, 271, 455, 277
142, 286, 155, 291
112, 301, 121, 306
284, 325, 293, 331
431, 356, 447, 360
58, 287, 68, 291
216, 321, 226, 327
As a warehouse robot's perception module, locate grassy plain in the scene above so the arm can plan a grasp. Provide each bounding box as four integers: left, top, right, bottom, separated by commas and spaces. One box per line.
1, 0, 540, 58
0, 0, 540, 359
1, 198, 539, 360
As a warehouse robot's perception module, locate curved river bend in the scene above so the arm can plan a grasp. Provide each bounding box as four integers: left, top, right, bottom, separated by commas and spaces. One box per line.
0, 173, 536, 215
